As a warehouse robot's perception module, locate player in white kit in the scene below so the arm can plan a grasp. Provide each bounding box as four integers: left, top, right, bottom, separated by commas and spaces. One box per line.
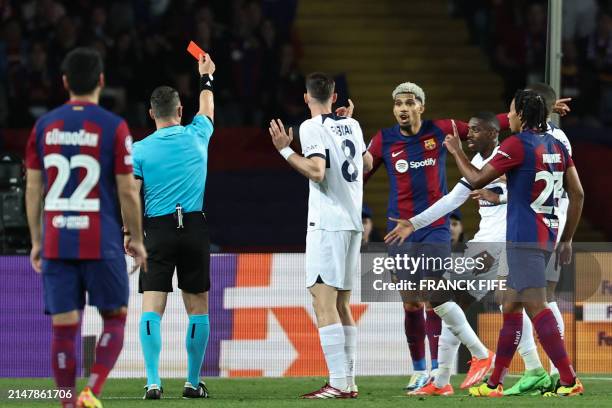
268, 72, 373, 399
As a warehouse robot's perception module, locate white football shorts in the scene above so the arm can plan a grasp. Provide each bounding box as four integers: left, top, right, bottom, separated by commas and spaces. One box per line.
305, 230, 362, 290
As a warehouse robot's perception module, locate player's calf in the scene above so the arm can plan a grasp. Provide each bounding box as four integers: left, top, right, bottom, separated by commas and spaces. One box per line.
52, 321, 79, 408
87, 309, 127, 396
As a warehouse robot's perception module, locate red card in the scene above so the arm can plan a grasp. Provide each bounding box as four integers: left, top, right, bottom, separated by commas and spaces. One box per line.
187, 41, 206, 60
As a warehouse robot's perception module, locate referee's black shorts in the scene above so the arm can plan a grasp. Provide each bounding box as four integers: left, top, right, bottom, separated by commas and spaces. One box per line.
139, 212, 210, 294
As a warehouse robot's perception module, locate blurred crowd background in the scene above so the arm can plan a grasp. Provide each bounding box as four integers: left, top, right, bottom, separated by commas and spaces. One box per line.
2, 0, 612, 129
0, 0, 304, 128
454, 0, 612, 126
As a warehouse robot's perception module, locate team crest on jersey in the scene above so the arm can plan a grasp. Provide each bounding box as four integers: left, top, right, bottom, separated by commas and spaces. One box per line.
424, 138, 436, 150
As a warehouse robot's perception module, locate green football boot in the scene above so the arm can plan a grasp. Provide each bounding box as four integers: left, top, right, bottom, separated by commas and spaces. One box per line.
504, 368, 551, 396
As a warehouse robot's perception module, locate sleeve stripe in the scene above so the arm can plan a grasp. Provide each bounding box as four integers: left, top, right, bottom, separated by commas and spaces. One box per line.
458, 179, 474, 190
306, 153, 326, 160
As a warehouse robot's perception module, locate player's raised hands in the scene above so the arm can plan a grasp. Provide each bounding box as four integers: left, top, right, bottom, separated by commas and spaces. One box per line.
384, 218, 415, 245
443, 119, 462, 155
269, 119, 293, 151
335, 99, 355, 118
30, 242, 42, 273
553, 98, 571, 117
198, 54, 215, 76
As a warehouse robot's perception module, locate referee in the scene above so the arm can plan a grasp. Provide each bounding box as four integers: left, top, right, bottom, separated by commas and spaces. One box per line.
130, 54, 215, 400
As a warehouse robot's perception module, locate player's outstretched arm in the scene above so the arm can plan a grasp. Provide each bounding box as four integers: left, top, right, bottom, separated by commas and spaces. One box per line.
116, 174, 147, 271
410, 182, 472, 230
469, 188, 507, 205
269, 118, 326, 182
196, 54, 215, 121
25, 169, 44, 272
557, 166, 584, 265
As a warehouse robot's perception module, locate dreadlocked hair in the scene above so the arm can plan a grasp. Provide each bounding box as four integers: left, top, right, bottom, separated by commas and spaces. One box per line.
513, 89, 548, 133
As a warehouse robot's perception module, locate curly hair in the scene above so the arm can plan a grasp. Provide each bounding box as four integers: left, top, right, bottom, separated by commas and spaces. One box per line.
513, 89, 548, 133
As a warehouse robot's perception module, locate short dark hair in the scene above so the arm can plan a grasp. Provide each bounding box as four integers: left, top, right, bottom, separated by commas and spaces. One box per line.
61, 47, 103, 95
305, 72, 335, 103
150, 86, 180, 119
513, 89, 548, 133
472, 111, 500, 131
525, 82, 556, 115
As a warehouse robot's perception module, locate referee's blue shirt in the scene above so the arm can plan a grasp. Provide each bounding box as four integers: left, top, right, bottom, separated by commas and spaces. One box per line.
133, 115, 214, 217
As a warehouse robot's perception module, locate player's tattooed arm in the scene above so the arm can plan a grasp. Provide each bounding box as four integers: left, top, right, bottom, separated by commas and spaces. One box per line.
25, 169, 44, 273
444, 120, 501, 188
269, 119, 326, 182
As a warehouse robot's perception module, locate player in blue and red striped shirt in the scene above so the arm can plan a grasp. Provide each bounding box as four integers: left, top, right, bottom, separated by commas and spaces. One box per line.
25, 48, 147, 408
364, 82, 509, 390
443, 89, 584, 397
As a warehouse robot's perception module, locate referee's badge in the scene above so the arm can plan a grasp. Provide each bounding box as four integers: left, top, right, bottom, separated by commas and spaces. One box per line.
424, 138, 436, 150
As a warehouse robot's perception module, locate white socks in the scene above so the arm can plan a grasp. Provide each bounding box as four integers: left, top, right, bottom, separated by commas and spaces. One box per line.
434, 321, 461, 388
548, 301, 565, 375
434, 302, 488, 359
319, 323, 347, 390
343, 326, 357, 387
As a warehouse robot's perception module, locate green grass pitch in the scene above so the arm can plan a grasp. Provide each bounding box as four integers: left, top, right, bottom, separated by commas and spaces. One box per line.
1, 375, 610, 407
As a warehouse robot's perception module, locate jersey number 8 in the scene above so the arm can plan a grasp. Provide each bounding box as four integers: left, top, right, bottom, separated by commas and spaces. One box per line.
341, 139, 358, 182
44, 154, 100, 212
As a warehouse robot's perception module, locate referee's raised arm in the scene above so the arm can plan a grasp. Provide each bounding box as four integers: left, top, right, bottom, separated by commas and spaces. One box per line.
197, 54, 215, 122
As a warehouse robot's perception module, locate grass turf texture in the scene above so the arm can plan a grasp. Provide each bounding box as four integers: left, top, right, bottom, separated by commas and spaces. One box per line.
0, 375, 610, 407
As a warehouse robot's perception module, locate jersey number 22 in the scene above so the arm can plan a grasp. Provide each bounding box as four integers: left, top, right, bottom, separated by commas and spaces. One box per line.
44, 154, 100, 212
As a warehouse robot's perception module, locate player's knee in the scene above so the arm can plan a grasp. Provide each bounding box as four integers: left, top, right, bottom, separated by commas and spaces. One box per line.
501, 301, 522, 314
524, 302, 547, 319
52, 310, 80, 325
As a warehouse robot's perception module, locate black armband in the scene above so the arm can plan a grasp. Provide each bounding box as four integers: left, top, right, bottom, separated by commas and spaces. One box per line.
200, 74, 214, 92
